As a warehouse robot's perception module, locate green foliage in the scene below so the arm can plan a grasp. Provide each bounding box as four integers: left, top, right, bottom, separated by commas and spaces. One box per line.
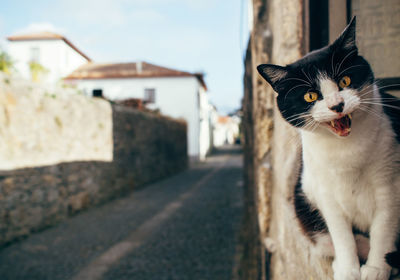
0, 50, 13, 74
29, 61, 49, 82
44, 92, 57, 99
54, 116, 62, 128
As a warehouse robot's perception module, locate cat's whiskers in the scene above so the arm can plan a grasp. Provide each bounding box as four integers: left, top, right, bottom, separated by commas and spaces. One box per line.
285, 129, 302, 149
286, 112, 311, 123
309, 120, 320, 133
281, 77, 312, 86
358, 81, 400, 98
358, 81, 385, 96
331, 50, 336, 76
360, 101, 400, 110
301, 69, 313, 85
257, 19, 400, 274
337, 65, 367, 78
359, 83, 400, 99
346, 95, 360, 110
335, 49, 358, 76
287, 116, 308, 124
284, 117, 315, 149
286, 84, 310, 96
358, 105, 387, 122
357, 80, 380, 97
364, 97, 399, 101
294, 118, 310, 128
287, 135, 302, 150
302, 118, 318, 132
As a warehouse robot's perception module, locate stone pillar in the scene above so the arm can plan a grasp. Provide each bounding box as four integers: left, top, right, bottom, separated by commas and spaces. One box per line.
242, 0, 334, 279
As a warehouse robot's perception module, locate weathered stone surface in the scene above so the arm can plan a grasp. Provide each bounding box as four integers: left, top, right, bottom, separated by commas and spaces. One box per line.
242, 0, 334, 279
0, 73, 113, 170
0, 105, 187, 246
353, 0, 400, 79
68, 192, 90, 214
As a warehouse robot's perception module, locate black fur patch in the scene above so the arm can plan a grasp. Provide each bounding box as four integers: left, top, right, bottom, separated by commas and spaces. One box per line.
258, 16, 400, 269
257, 17, 374, 128
294, 177, 328, 242
380, 91, 400, 143
386, 251, 400, 268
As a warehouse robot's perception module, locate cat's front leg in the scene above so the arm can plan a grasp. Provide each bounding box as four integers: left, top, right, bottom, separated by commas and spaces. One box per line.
319, 199, 361, 280
360, 197, 398, 280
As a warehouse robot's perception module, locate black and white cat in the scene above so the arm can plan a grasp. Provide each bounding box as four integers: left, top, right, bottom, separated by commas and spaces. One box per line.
257, 17, 400, 280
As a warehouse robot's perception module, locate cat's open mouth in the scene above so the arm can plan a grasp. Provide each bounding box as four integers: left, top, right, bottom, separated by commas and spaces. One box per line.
326, 114, 352, 137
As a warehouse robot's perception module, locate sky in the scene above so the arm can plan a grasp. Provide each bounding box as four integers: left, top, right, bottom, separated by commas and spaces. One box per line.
0, 0, 249, 114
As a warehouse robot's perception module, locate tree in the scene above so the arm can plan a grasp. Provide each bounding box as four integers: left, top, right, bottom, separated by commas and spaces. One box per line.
29, 61, 49, 82
0, 50, 13, 74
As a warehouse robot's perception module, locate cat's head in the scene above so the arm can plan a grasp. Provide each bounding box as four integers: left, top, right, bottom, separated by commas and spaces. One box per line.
257, 17, 374, 137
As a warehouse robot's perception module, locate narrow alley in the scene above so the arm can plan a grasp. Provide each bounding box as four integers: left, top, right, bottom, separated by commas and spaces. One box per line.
0, 146, 244, 280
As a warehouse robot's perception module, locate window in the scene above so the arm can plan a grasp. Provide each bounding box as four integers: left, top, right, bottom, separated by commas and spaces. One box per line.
92, 89, 103, 98
30, 47, 40, 62
144, 88, 156, 103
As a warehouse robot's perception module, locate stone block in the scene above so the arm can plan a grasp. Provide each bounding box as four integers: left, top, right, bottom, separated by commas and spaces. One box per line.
1, 178, 15, 194
68, 192, 90, 214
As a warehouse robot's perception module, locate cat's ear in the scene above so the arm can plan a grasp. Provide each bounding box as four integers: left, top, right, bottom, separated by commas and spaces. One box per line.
332, 16, 357, 51
257, 64, 288, 90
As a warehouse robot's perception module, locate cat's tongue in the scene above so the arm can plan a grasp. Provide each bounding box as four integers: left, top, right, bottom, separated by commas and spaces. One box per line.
328, 114, 352, 137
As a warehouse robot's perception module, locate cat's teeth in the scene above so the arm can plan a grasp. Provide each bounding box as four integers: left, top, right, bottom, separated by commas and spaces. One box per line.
330, 120, 335, 127
348, 113, 352, 120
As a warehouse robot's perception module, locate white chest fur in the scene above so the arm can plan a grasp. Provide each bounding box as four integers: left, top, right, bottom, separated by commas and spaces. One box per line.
300, 101, 399, 232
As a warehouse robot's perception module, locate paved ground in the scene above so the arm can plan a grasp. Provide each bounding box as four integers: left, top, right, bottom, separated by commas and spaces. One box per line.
0, 146, 244, 280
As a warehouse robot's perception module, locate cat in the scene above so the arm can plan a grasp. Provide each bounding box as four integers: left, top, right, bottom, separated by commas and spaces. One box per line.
257, 17, 400, 280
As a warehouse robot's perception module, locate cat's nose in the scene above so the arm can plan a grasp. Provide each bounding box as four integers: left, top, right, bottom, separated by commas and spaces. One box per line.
329, 102, 345, 113
326, 94, 345, 113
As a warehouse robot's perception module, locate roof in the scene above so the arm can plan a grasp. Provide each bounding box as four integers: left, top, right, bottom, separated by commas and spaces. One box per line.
218, 116, 231, 124
7, 31, 91, 62
65, 61, 207, 90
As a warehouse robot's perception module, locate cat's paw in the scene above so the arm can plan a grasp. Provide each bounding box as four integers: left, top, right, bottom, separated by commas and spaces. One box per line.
360, 265, 391, 280
332, 260, 361, 280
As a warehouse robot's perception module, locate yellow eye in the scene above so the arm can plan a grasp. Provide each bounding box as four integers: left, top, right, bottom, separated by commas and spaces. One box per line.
304, 92, 318, 103
339, 76, 351, 88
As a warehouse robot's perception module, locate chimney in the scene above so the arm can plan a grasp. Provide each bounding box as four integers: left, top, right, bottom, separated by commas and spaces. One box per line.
136, 61, 142, 73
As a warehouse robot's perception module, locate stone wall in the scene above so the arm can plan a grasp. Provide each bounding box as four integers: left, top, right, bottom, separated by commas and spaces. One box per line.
242, 0, 333, 279
0, 104, 187, 246
0, 73, 113, 170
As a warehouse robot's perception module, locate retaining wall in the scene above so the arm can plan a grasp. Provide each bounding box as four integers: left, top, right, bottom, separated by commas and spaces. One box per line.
0, 76, 187, 246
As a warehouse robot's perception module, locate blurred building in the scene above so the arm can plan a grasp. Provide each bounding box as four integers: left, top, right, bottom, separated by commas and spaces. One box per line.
64, 61, 210, 161
213, 116, 240, 147
6, 32, 213, 161
5, 31, 229, 162
7, 32, 90, 84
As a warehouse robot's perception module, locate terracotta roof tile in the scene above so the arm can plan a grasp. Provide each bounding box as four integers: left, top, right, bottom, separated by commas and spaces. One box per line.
218, 116, 231, 124
65, 62, 207, 90
7, 31, 91, 62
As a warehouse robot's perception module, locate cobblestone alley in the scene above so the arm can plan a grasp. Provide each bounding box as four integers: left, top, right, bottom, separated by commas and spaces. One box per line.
0, 146, 244, 280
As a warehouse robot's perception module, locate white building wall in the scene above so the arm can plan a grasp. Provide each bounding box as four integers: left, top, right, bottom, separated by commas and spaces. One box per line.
71, 76, 203, 159
198, 87, 211, 160
213, 117, 240, 147
60, 43, 88, 79
7, 39, 88, 84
